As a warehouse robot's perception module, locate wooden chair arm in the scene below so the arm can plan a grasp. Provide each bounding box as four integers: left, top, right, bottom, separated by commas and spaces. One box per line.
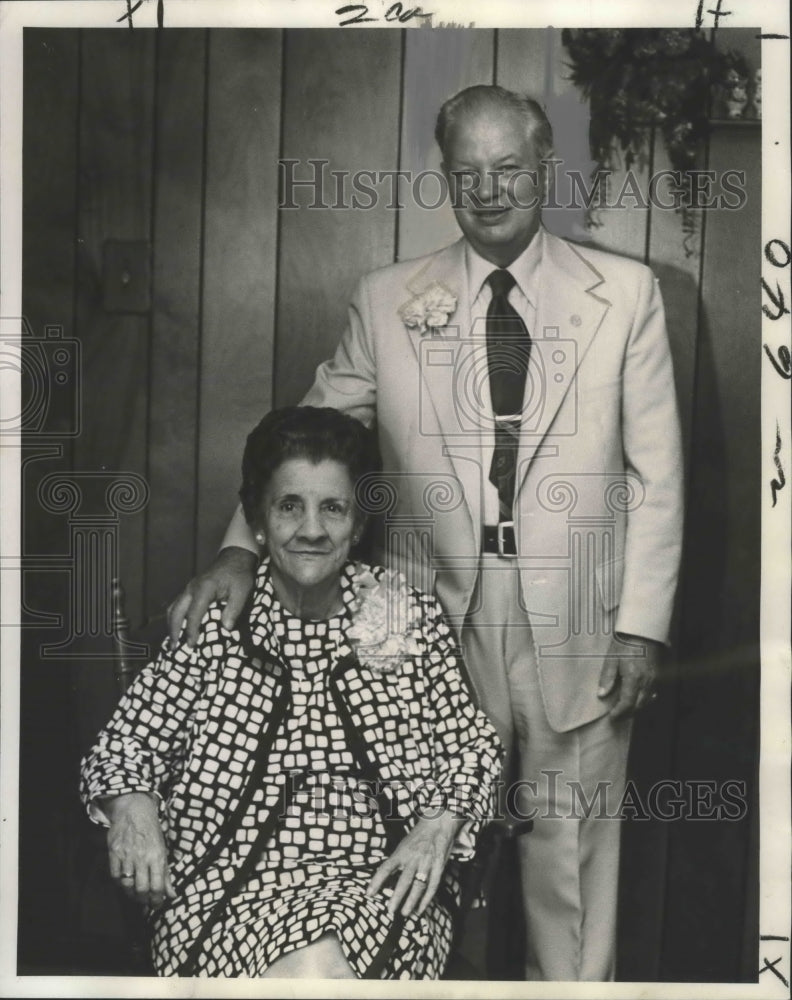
486, 816, 534, 840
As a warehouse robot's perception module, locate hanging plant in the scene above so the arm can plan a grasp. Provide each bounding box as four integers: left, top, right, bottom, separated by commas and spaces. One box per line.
561, 29, 750, 255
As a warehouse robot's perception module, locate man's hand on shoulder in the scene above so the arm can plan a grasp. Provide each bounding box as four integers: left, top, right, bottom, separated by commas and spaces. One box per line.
168, 547, 258, 648
597, 632, 664, 720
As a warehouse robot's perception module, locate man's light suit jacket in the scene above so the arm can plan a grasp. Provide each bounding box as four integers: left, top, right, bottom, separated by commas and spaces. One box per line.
303, 230, 684, 733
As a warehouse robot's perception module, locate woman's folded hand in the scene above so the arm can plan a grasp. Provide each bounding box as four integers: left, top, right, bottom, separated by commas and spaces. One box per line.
101, 791, 176, 908
366, 811, 465, 918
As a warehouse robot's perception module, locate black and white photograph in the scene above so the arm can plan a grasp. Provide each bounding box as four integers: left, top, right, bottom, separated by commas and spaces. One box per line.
0, 0, 789, 994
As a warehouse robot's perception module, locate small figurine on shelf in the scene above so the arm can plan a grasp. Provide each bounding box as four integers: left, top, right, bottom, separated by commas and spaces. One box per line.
752, 68, 762, 118
723, 67, 749, 118
719, 51, 751, 119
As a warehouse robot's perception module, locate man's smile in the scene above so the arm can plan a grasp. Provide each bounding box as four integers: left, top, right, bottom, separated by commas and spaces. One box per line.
471, 206, 511, 224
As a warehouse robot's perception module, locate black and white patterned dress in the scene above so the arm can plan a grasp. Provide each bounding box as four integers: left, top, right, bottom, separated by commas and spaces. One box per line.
80, 561, 503, 978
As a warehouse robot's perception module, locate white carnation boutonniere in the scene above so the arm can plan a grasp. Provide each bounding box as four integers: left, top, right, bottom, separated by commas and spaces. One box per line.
347, 568, 421, 674
398, 281, 457, 336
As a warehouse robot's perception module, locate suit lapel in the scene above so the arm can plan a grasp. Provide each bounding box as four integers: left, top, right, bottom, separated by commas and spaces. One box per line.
396, 235, 613, 529
399, 240, 482, 537
515, 234, 611, 499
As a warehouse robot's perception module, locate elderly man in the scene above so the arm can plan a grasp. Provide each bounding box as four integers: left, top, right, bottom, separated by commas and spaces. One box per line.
170, 85, 684, 981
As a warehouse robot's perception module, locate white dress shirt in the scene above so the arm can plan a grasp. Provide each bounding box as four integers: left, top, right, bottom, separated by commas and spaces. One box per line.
465, 227, 545, 525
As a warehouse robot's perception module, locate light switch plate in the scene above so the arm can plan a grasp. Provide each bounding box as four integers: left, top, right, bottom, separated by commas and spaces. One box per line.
102, 240, 151, 314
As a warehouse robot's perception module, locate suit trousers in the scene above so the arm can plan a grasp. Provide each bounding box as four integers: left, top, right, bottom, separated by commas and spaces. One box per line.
459, 555, 632, 981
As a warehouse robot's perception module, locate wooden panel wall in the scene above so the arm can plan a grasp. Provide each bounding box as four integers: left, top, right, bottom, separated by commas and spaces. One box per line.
146, 30, 206, 612
20, 27, 82, 970
612, 128, 706, 981
275, 30, 401, 406
660, 119, 761, 982
19, 26, 761, 980
196, 30, 281, 568
73, 31, 155, 714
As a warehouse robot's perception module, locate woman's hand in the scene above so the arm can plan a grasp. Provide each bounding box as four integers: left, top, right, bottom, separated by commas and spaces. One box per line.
168, 546, 258, 648
103, 792, 176, 908
366, 812, 465, 918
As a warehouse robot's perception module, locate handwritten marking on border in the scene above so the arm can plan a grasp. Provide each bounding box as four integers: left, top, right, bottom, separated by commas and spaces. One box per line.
770, 423, 786, 507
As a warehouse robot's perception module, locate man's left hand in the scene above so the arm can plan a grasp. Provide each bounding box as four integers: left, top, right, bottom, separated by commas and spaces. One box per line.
597, 633, 663, 720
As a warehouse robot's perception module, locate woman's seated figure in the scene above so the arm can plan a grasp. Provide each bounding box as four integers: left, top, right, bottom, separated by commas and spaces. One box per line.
80, 406, 503, 979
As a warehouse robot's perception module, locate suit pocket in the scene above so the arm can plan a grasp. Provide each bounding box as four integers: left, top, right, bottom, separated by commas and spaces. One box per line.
595, 555, 624, 612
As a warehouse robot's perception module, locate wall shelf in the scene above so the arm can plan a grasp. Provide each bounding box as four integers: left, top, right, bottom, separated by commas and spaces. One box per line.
709, 117, 762, 126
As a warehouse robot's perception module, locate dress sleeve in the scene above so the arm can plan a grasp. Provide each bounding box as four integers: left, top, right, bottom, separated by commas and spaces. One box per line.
79, 612, 220, 827
418, 594, 505, 860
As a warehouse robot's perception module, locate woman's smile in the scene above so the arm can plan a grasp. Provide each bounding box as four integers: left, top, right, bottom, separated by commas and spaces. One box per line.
256, 457, 361, 618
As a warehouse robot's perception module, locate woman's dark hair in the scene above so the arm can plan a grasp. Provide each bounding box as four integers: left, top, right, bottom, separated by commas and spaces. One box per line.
239, 406, 379, 523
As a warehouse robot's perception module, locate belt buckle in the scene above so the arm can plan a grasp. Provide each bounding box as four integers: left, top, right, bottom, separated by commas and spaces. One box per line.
497, 520, 517, 558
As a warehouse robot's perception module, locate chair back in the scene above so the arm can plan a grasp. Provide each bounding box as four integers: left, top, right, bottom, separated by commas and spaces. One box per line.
110, 578, 167, 696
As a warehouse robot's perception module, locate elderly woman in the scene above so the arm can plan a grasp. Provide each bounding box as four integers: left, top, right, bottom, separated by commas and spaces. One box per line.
80, 406, 502, 979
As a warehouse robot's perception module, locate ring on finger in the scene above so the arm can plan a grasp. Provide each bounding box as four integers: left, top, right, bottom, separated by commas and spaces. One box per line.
414, 872, 428, 884
120, 872, 134, 880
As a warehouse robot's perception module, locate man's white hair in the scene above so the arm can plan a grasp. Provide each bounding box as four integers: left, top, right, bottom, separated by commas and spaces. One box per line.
435, 84, 554, 162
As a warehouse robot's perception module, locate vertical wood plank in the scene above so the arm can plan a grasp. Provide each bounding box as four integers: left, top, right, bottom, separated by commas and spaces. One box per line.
196, 29, 281, 569
681, 124, 761, 658
398, 28, 494, 260
498, 27, 594, 241
586, 150, 651, 262
146, 30, 206, 617
19, 27, 82, 971
21, 27, 82, 559
275, 28, 401, 403
72, 28, 155, 735
496, 28, 548, 98
616, 128, 706, 981
662, 123, 761, 981
646, 131, 704, 470
22, 30, 81, 363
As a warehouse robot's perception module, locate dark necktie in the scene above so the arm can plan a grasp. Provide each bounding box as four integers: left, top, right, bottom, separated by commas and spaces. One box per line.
486, 268, 531, 518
